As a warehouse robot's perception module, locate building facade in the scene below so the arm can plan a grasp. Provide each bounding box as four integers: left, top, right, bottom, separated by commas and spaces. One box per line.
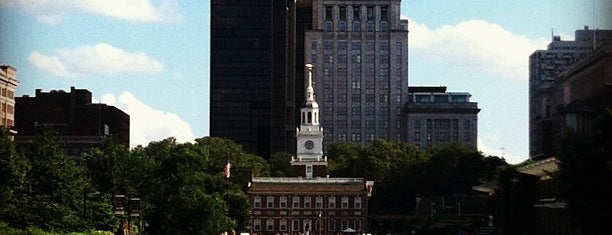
305, 0, 409, 148
1, 65, 19, 135
210, 0, 297, 158
14, 87, 129, 160
403, 86, 479, 149
529, 26, 612, 157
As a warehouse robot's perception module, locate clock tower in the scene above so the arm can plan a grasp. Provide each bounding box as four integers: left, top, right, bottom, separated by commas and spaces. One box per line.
292, 64, 327, 178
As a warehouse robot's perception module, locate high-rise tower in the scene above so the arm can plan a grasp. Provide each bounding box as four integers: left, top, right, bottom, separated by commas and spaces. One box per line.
529, 26, 612, 157
210, 0, 294, 158
304, 0, 409, 148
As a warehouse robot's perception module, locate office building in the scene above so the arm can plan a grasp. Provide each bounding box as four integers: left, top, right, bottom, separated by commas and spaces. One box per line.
1, 65, 19, 136
529, 26, 612, 157
248, 64, 374, 234
14, 87, 129, 160
305, 0, 409, 148
210, 0, 296, 158
403, 86, 479, 149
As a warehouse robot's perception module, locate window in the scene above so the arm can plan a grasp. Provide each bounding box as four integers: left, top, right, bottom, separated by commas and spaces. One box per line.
329, 196, 336, 208
254, 219, 261, 231
351, 133, 361, 142
316, 196, 323, 208
266, 219, 274, 231
351, 42, 361, 51
329, 219, 335, 231
351, 81, 361, 89
254, 196, 261, 208
293, 196, 300, 208
104, 124, 110, 136
280, 196, 287, 208
342, 220, 349, 230
415, 131, 421, 141
381, 6, 388, 21
267, 196, 274, 208
339, 6, 346, 21
293, 219, 300, 231
341, 196, 349, 208
280, 219, 287, 231
352, 55, 361, 63
353, 6, 360, 21
355, 197, 362, 209
306, 165, 313, 178
366, 7, 373, 21
366, 94, 375, 102
305, 196, 312, 208
325, 6, 332, 21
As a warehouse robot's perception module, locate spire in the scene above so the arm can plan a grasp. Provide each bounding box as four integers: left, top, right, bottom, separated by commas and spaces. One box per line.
305, 64, 318, 109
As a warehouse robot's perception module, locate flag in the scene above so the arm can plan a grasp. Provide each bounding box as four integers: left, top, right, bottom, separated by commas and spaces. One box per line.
224, 160, 231, 178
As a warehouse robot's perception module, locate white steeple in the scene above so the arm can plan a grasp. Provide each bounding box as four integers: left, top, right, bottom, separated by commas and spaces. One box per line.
292, 63, 327, 178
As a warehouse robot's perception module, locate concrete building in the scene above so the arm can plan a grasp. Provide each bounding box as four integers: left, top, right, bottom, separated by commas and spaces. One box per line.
1, 65, 19, 136
15, 87, 129, 160
544, 44, 612, 154
403, 86, 479, 149
248, 65, 374, 235
529, 26, 612, 157
304, 0, 409, 148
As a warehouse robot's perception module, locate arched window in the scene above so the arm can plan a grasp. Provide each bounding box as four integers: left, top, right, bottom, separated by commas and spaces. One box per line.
308, 112, 312, 123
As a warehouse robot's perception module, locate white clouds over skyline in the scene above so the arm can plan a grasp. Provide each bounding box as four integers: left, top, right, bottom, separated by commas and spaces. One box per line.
409, 19, 548, 81
28, 43, 164, 77
100, 91, 195, 148
2, 0, 182, 24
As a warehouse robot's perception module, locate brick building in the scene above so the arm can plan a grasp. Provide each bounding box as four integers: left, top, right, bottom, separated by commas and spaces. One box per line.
15, 87, 129, 160
248, 65, 374, 235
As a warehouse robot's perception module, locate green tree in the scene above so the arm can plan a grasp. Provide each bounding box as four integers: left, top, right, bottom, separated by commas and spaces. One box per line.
22, 129, 89, 232
269, 152, 292, 177
0, 128, 30, 227
139, 138, 249, 235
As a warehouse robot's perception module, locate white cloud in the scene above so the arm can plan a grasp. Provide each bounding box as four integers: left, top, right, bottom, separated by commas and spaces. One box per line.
478, 137, 526, 164
28, 43, 164, 77
409, 19, 548, 81
2, 0, 182, 23
100, 91, 195, 148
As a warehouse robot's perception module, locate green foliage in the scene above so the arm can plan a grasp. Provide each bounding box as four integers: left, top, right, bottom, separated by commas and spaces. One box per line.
20, 129, 90, 232
0, 128, 30, 226
327, 140, 507, 214
269, 152, 292, 176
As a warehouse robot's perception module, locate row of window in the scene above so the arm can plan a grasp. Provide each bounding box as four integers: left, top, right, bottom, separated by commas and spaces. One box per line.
1, 118, 14, 127
253, 218, 361, 232
1, 103, 15, 114
253, 196, 361, 209
413, 131, 472, 142
413, 119, 472, 130
319, 41, 390, 52
325, 5, 387, 22
1, 88, 15, 99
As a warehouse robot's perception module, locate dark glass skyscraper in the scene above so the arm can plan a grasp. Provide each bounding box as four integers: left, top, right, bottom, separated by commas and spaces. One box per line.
210, 0, 298, 158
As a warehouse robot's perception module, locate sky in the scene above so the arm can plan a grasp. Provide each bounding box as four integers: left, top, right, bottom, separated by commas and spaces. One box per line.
1, 0, 610, 164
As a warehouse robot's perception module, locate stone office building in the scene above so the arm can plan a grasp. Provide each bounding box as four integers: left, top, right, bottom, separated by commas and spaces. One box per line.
1, 65, 19, 136
248, 65, 374, 235
305, 0, 409, 148
403, 86, 479, 149
529, 26, 612, 157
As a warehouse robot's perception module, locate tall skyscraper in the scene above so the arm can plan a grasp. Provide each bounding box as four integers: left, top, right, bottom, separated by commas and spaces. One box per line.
529, 26, 612, 158
210, 0, 294, 158
1, 65, 19, 136
304, 0, 409, 147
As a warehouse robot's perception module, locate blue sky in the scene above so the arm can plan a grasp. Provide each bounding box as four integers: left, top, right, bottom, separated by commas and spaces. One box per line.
1, 0, 610, 163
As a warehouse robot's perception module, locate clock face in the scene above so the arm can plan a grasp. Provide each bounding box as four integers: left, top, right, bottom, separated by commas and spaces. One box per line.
304, 140, 314, 150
